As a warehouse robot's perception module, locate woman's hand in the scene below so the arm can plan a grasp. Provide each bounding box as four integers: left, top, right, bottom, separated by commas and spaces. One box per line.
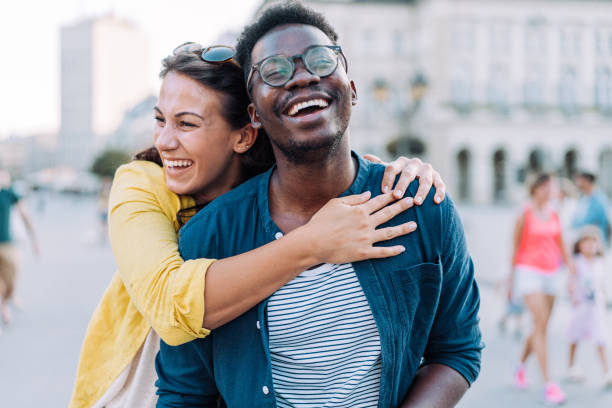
363, 154, 446, 205
298, 191, 417, 264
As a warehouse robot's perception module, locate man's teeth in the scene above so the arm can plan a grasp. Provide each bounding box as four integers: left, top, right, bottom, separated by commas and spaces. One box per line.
166, 160, 193, 168
287, 98, 329, 116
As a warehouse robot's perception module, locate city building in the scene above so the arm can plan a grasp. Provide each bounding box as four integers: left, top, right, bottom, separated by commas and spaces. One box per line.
59, 15, 151, 170
261, 0, 612, 203
0, 133, 57, 177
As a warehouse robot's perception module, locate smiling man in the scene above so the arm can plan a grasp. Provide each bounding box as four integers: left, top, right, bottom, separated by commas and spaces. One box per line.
155, 2, 482, 407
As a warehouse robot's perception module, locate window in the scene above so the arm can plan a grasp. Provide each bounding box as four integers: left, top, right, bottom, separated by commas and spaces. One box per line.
487, 65, 509, 113
559, 67, 578, 115
595, 67, 612, 114
525, 18, 547, 56
560, 26, 582, 57
451, 20, 475, 52
489, 21, 511, 55
392, 30, 403, 55
524, 63, 545, 110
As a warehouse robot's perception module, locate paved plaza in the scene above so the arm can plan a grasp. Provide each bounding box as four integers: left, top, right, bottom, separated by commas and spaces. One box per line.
1, 194, 611, 407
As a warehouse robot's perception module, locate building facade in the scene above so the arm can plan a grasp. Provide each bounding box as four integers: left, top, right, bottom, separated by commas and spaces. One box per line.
261, 0, 612, 203
59, 15, 150, 170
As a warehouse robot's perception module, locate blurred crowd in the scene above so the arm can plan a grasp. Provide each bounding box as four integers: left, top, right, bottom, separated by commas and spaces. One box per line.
499, 170, 611, 405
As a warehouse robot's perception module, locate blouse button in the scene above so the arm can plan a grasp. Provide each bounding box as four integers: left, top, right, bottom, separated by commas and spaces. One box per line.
262, 385, 269, 395
274, 232, 284, 240
256, 320, 261, 330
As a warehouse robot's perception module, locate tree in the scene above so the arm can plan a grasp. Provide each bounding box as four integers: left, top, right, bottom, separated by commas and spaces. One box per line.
90, 149, 131, 179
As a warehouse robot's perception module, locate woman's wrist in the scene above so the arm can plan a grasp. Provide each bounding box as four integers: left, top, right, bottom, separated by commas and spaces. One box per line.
282, 225, 322, 270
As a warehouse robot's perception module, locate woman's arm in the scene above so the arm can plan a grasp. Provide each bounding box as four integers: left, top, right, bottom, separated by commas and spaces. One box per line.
109, 162, 213, 345
508, 214, 525, 300
110, 158, 445, 344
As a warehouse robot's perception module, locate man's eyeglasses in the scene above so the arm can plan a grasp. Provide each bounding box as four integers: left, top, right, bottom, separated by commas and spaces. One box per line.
246, 45, 348, 91
173, 42, 236, 63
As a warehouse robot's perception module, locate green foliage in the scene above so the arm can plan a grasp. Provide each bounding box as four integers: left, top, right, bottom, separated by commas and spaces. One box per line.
90, 149, 131, 178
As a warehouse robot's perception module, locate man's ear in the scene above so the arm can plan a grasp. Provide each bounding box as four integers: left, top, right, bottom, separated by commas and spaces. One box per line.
350, 80, 358, 106
248, 103, 262, 129
233, 123, 258, 154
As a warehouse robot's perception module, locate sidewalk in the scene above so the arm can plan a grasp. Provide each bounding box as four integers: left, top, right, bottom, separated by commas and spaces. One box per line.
459, 284, 612, 407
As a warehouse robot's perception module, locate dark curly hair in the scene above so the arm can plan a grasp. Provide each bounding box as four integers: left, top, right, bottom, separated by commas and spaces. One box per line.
235, 0, 339, 84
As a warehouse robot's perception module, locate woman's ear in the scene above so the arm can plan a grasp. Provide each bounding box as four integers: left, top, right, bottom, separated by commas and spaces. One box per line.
248, 103, 262, 129
350, 80, 358, 106
233, 123, 258, 154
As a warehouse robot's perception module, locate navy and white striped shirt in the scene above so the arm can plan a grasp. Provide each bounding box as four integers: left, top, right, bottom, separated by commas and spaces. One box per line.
267, 263, 381, 407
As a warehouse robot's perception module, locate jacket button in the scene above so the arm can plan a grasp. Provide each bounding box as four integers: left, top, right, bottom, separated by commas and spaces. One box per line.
256, 320, 261, 330
275, 232, 283, 239
262, 385, 269, 395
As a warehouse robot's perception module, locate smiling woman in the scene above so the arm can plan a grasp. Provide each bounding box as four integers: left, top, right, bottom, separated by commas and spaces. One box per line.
154, 71, 253, 205
70, 46, 447, 408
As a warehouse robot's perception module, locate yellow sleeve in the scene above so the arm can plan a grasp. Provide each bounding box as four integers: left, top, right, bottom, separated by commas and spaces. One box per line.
108, 161, 213, 346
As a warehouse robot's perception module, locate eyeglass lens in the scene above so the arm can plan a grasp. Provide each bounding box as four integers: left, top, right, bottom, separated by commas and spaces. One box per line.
174, 42, 202, 55
202, 46, 235, 62
259, 46, 339, 86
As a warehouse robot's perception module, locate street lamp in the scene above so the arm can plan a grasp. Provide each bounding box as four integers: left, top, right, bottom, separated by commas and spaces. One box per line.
386, 72, 429, 157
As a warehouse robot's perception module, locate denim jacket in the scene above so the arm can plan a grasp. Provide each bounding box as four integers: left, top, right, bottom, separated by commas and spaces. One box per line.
156, 153, 482, 408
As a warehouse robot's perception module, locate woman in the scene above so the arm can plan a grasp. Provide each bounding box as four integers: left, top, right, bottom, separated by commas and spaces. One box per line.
70, 45, 446, 408
509, 174, 573, 405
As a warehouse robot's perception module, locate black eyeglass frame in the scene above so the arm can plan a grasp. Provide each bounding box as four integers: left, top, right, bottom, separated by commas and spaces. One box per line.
246, 45, 348, 92
172, 42, 236, 63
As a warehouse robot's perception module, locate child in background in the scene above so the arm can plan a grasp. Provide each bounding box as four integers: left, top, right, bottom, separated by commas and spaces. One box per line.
498, 274, 524, 340
566, 226, 612, 387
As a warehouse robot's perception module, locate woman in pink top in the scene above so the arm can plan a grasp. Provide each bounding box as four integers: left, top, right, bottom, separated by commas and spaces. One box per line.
509, 174, 574, 405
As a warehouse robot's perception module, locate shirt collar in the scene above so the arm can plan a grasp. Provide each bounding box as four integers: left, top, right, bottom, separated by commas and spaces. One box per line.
256, 151, 371, 238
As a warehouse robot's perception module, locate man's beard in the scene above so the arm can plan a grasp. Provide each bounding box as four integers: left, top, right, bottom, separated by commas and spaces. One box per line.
269, 126, 346, 165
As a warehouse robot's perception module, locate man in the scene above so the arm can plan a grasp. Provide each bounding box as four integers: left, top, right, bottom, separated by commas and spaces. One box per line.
573, 171, 610, 245
155, 3, 481, 407
0, 170, 39, 327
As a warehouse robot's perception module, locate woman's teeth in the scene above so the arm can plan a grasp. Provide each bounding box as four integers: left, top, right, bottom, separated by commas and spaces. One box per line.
166, 160, 193, 168
288, 98, 329, 116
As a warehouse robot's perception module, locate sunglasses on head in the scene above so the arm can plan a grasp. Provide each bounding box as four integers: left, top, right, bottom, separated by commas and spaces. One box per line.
246, 44, 348, 91
173, 42, 236, 63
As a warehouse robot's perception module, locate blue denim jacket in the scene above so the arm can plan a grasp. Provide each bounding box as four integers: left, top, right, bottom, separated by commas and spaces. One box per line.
156, 153, 482, 408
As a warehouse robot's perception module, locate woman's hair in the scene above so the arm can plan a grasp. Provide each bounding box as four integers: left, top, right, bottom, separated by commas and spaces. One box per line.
528, 173, 551, 196
573, 226, 604, 256
134, 50, 276, 226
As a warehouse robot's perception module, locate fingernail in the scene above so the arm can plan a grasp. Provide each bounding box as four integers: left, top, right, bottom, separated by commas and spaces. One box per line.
409, 222, 417, 230
434, 195, 441, 203
403, 197, 414, 205
415, 196, 423, 204
383, 186, 389, 193
394, 189, 403, 198
398, 246, 406, 253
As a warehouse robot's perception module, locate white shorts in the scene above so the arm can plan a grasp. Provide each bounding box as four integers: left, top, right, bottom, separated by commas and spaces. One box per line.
515, 265, 562, 298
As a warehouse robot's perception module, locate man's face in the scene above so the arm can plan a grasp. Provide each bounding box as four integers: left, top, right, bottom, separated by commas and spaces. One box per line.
575, 176, 592, 194
247, 24, 357, 163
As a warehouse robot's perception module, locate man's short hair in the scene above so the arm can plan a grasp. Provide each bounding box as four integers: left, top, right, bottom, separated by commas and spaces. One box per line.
577, 171, 597, 183
235, 1, 339, 84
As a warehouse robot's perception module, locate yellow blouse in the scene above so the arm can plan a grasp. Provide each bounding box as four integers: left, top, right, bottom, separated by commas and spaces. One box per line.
69, 160, 214, 408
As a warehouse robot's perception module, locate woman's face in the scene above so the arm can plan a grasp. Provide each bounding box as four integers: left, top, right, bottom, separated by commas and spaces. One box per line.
533, 180, 552, 202
154, 71, 243, 203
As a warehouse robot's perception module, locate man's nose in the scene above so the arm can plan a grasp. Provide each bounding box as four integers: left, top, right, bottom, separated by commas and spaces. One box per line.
284, 59, 320, 90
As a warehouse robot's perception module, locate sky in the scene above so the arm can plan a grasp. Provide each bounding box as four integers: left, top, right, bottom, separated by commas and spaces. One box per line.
0, 0, 261, 137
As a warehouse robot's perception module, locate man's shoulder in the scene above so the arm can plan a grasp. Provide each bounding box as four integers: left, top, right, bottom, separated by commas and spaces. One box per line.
363, 161, 448, 224
180, 171, 268, 239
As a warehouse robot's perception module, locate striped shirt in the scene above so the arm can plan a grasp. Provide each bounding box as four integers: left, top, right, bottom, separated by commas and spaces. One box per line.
267, 263, 381, 407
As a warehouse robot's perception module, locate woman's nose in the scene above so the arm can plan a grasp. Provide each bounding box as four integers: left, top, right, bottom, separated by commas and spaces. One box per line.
154, 123, 179, 152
